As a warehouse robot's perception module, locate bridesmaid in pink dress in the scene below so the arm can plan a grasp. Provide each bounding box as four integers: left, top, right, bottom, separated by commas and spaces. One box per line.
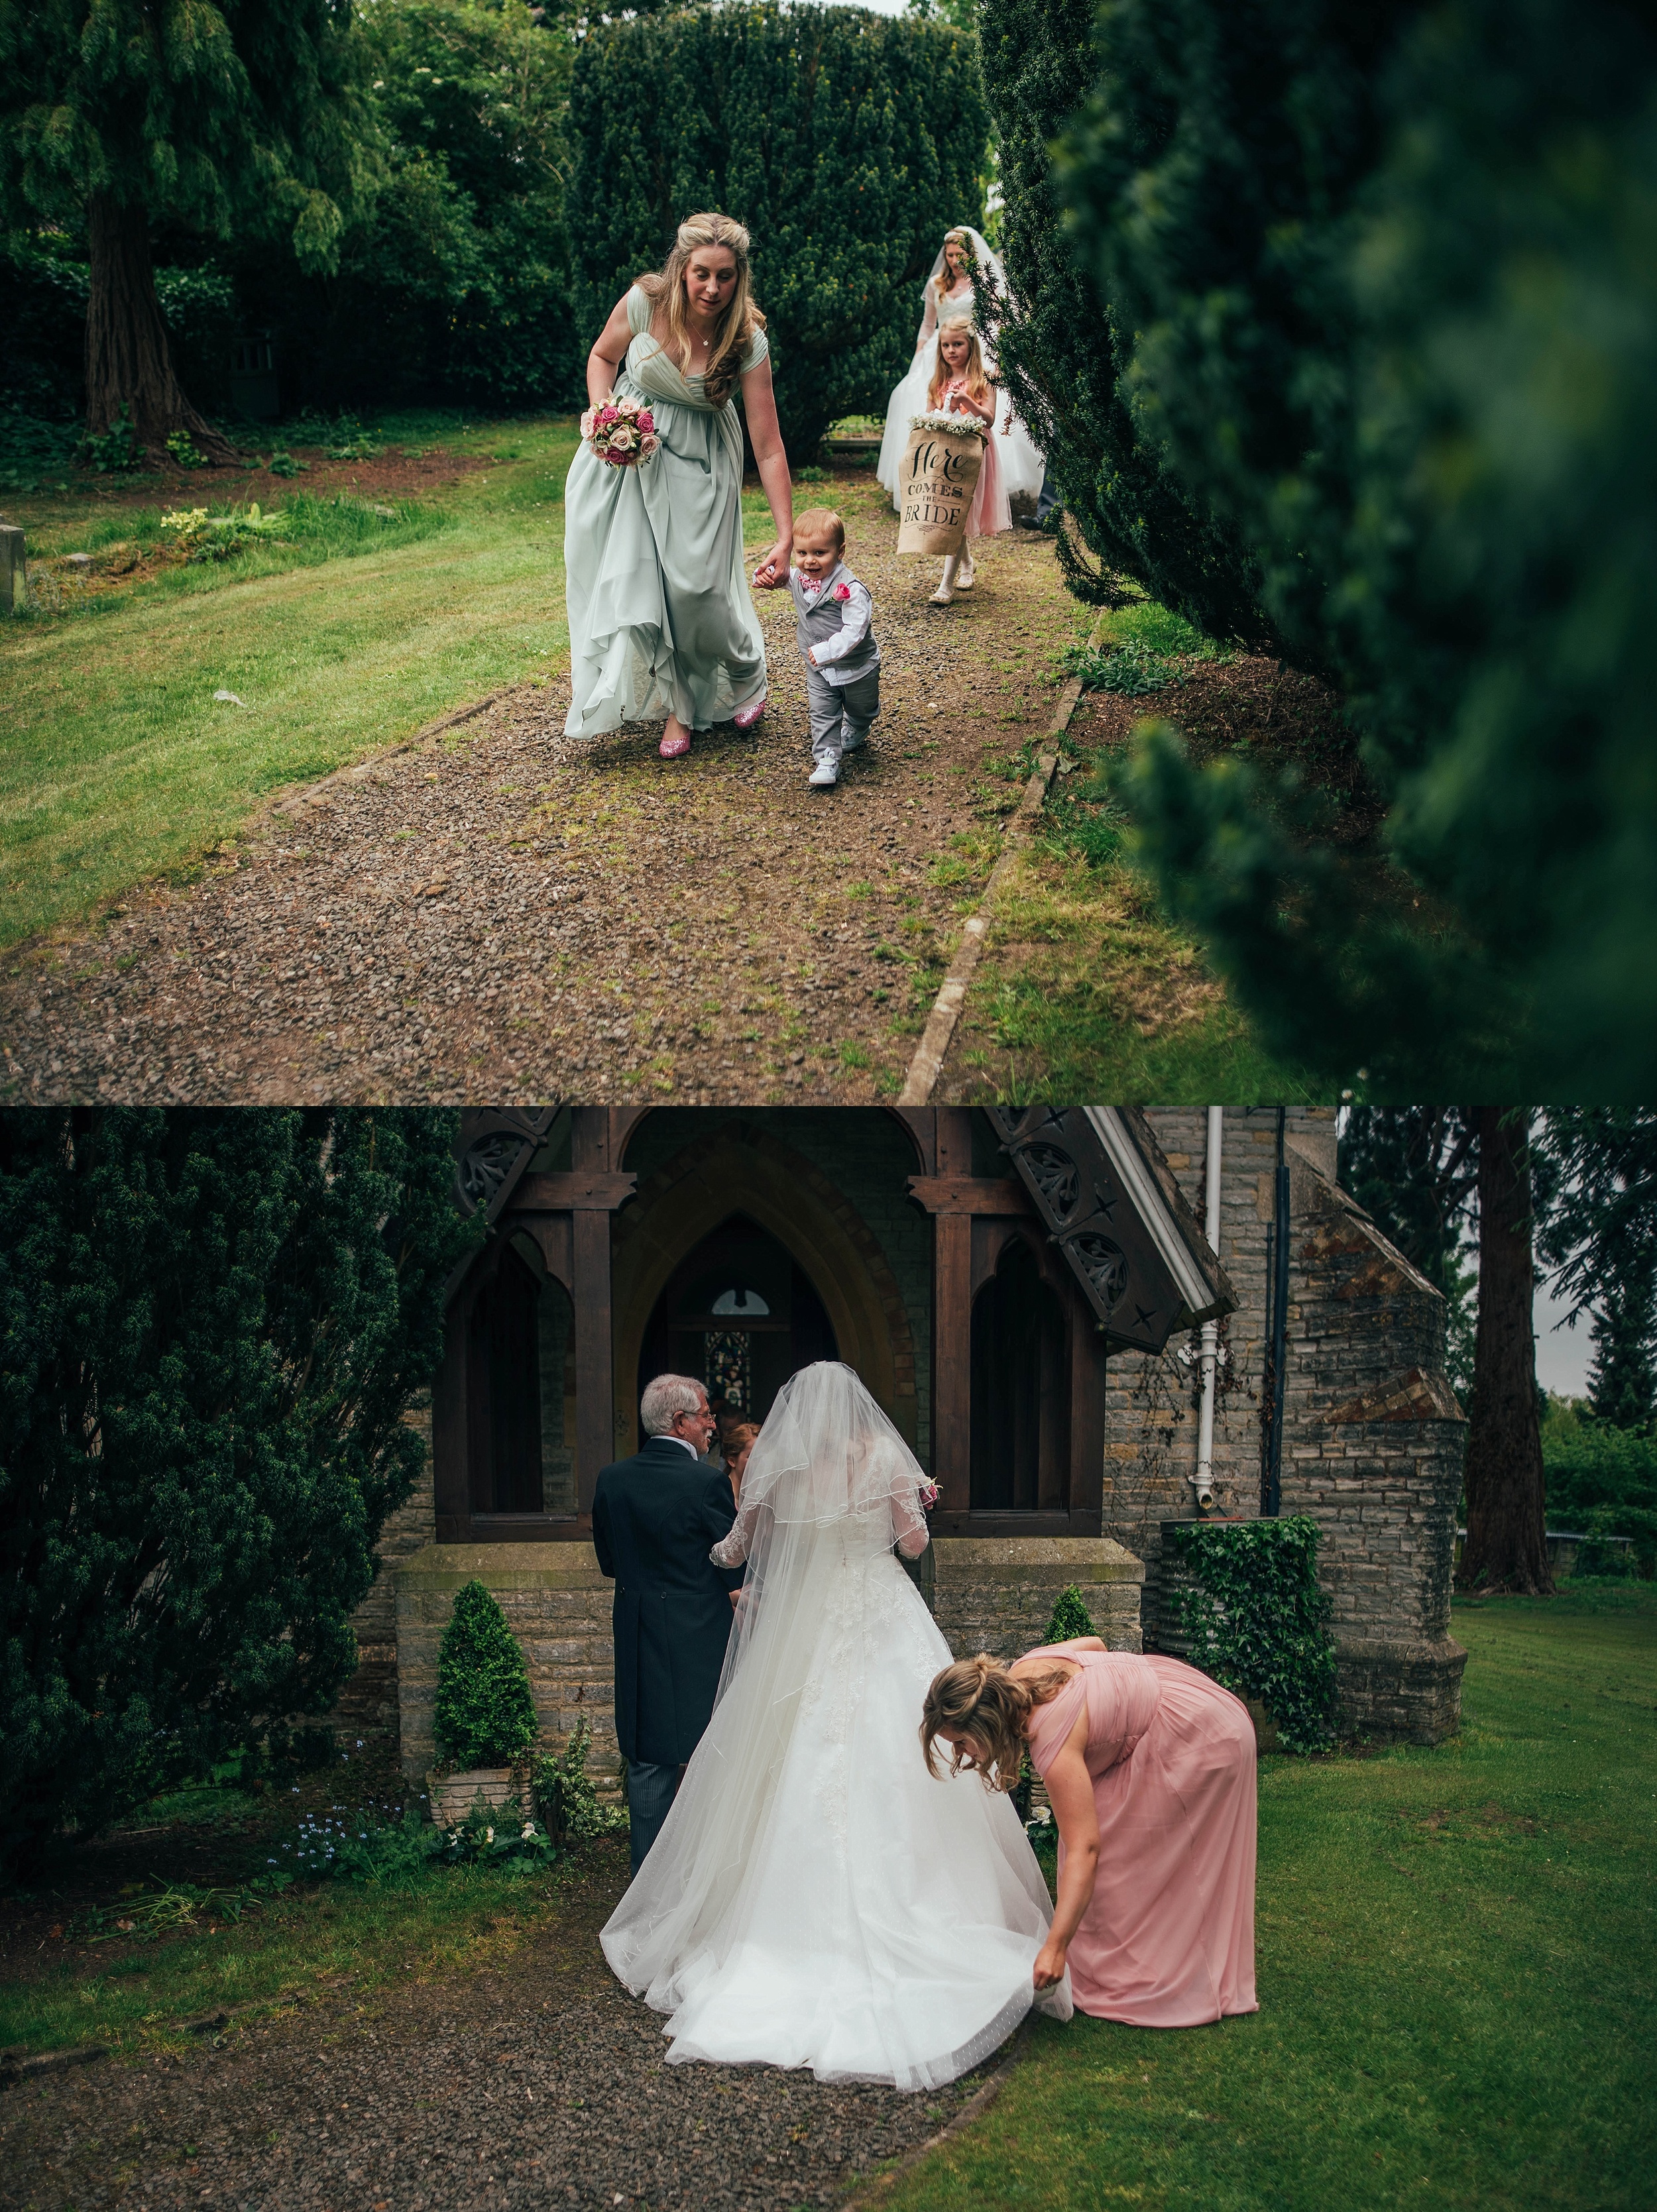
921, 1637, 1258, 2026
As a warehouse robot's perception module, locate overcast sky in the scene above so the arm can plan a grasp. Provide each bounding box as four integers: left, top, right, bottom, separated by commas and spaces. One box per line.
1534, 1270, 1593, 1396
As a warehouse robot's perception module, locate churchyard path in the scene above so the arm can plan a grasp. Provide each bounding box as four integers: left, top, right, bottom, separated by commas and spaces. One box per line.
0, 1837, 998, 2212
0, 479, 1089, 1107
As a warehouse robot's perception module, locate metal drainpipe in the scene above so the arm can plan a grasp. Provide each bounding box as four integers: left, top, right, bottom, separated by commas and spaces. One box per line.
1193, 1106, 1223, 1513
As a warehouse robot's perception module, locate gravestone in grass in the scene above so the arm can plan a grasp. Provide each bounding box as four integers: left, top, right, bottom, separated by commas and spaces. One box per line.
0, 524, 23, 613
429, 1580, 540, 1826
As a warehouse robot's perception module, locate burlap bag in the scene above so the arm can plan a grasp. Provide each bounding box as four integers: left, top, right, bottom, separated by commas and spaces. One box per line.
895, 423, 984, 555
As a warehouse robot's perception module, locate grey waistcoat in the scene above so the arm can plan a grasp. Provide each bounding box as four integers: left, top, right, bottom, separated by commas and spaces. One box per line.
787, 563, 880, 685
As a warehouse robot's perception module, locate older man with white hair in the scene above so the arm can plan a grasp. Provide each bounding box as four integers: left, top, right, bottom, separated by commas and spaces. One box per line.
591, 1373, 745, 1873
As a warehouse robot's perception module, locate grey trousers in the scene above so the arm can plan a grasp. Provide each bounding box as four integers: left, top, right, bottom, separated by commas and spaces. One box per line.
625, 1758, 680, 1875
806, 664, 881, 767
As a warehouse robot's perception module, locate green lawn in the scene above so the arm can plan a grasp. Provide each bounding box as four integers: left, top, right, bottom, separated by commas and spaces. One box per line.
0, 413, 581, 951
887, 1584, 1655, 2212
0, 1807, 625, 2062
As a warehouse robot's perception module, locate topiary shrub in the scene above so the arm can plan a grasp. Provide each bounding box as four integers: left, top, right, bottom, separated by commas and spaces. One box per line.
1044, 1584, 1097, 1643
432, 1582, 539, 1771
1167, 1517, 1337, 1753
565, 1, 991, 459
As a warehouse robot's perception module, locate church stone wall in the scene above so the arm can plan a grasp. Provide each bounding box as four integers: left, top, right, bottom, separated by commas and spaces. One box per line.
395, 1544, 621, 1793
929, 1538, 1143, 1661
333, 1403, 437, 1762
1112, 1109, 1467, 1744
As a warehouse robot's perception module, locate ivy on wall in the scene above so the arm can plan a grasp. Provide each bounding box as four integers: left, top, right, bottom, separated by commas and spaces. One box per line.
1169, 1517, 1337, 1753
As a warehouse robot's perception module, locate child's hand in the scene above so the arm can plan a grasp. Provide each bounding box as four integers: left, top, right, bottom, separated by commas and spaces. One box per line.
807, 649, 819, 668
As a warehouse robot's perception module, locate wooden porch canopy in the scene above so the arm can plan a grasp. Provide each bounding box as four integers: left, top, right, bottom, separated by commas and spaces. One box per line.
434, 1107, 1233, 1544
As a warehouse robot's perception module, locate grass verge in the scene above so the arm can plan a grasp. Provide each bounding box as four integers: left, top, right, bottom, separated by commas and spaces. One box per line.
945, 827, 1308, 1102
879, 1582, 1655, 2212
0, 412, 579, 951
0, 1820, 625, 2063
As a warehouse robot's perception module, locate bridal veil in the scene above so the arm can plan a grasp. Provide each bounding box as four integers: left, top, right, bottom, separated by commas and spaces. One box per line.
600, 1361, 1070, 2087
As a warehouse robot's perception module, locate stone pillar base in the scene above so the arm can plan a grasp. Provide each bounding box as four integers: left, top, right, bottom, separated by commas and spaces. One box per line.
930, 1537, 1145, 1662
1336, 1636, 1467, 1745
395, 1544, 620, 1793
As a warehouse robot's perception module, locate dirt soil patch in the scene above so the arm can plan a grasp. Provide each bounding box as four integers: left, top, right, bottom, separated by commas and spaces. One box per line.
0, 488, 1083, 1105
0, 1840, 998, 2212
1064, 651, 1381, 846
42, 441, 490, 522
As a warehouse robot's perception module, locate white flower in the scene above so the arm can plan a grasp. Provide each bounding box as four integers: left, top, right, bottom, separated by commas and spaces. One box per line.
521, 1823, 536, 1840
484, 1826, 494, 1844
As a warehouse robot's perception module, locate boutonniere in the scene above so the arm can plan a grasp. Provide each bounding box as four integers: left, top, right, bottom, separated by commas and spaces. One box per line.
832, 582, 852, 601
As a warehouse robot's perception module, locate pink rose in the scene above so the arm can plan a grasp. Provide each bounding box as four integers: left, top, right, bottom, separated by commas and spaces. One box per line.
636, 410, 654, 433
832, 582, 851, 601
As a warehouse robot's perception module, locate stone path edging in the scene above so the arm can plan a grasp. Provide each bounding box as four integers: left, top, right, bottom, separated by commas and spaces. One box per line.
840, 2019, 1033, 2208
897, 616, 1104, 1105
268, 686, 520, 820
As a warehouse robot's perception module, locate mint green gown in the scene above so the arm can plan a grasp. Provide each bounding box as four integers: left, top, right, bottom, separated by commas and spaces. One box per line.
563, 285, 770, 738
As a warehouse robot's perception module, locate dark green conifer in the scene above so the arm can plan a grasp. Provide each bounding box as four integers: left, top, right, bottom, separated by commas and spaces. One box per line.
1, 0, 363, 456
0, 1107, 477, 1880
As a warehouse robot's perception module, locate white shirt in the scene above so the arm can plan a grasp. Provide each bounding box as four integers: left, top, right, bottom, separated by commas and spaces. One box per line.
657, 1432, 699, 1457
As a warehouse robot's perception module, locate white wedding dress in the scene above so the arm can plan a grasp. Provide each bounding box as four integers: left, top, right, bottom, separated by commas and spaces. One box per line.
876, 227, 1045, 511
600, 1362, 1070, 2088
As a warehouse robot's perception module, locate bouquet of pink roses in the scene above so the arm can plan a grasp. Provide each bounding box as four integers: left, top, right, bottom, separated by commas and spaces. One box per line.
580, 392, 659, 467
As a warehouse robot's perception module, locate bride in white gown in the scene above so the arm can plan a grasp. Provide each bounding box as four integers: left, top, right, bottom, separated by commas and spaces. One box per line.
876, 226, 1045, 512
600, 1362, 1071, 2088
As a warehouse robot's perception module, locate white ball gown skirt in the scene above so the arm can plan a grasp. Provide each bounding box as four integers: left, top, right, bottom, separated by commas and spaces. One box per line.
600, 1537, 1071, 2089
876, 334, 1045, 516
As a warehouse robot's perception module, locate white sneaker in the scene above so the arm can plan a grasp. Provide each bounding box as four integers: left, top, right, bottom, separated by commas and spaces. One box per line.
842, 732, 867, 753
808, 761, 838, 789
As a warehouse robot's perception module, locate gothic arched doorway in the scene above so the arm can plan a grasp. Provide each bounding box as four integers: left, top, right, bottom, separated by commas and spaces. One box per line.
636, 1215, 838, 1426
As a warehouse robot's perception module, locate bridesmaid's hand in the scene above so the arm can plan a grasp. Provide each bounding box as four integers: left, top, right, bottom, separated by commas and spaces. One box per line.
1033, 1936, 1068, 1991
753, 539, 791, 590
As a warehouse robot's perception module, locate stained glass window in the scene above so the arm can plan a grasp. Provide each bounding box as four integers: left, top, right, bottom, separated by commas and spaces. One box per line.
704, 1330, 752, 1412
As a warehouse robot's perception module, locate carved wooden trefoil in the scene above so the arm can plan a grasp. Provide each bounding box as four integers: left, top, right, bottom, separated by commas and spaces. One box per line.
987, 1106, 1229, 1353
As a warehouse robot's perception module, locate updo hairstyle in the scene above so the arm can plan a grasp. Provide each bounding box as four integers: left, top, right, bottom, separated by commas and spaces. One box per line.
919, 1653, 1072, 1791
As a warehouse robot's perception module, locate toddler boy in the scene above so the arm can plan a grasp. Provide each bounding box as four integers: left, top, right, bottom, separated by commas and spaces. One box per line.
785, 508, 880, 789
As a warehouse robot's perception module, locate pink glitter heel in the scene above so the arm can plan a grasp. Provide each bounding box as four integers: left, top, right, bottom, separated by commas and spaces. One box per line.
659, 731, 692, 759
734, 694, 767, 731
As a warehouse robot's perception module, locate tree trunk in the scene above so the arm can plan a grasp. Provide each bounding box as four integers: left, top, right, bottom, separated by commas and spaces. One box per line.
1459, 1109, 1554, 1594
84, 194, 239, 465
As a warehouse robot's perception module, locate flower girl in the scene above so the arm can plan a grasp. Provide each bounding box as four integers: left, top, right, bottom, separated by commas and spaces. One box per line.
928, 325, 1010, 607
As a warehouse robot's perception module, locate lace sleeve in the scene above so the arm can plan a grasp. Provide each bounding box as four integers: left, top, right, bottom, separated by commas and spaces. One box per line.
917, 287, 938, 350
891, 1480, 935, 1560
710, 1523, 747, 1569
711, 1485, 767, 1569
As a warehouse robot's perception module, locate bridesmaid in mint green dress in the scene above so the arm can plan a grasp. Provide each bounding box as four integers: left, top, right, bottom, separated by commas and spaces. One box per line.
565, 212, 795, 759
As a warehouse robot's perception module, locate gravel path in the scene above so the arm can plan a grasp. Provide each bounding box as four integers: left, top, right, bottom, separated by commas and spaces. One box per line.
1, 489, 1080, 1105
0, 1846, 1003, 2212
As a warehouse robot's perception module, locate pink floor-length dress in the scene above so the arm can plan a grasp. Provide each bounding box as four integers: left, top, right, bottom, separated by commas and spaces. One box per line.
1023, 1647, 1259, 2026
965, 419, 1011, 539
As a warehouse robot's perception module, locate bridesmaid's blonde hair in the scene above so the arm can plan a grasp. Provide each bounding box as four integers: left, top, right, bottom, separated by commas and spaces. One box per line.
928, 325, 992, 414
920, 1653, 1072, 1790
639, 211, 766, 410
